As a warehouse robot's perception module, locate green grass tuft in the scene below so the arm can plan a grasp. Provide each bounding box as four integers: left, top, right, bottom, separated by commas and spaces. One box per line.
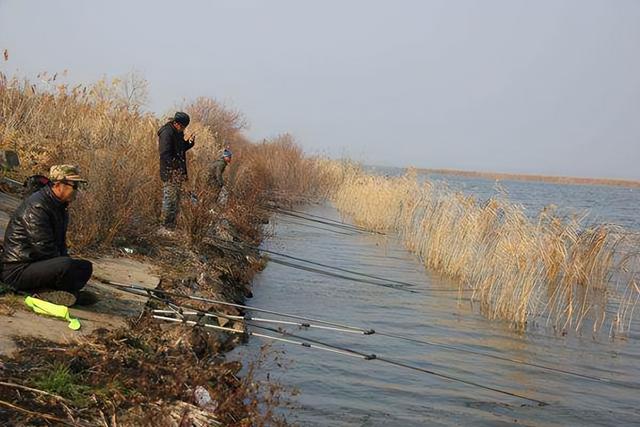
33, 362, 91, 406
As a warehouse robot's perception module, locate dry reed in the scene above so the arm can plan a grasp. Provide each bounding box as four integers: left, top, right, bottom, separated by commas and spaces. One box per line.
327, 164, 640, 336
0, 71, 334, 251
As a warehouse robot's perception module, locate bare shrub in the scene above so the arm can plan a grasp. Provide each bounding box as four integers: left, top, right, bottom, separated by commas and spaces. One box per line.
0, 72, 333, 250
185, 96, 247, 146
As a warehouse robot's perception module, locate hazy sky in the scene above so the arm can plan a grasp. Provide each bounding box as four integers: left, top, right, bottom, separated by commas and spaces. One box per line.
1, 0, 639, 179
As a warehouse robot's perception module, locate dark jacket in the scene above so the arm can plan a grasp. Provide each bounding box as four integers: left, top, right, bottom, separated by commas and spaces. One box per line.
208, 159, 228, 188
158, 122, 194, 182
2, 185, 69, 265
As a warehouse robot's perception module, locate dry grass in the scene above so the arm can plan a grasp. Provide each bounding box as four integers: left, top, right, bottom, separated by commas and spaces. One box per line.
0, 73, 331, 251
2, 68, 637, 338
328, 164, 640, 336
0, 69, 312, 424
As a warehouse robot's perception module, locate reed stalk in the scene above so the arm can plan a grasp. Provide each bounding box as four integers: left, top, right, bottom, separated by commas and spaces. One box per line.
327, 163, 640, 336
0, 73, 330, 249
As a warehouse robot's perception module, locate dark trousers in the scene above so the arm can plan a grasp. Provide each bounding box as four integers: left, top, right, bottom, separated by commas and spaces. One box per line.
2, 256, 93, 293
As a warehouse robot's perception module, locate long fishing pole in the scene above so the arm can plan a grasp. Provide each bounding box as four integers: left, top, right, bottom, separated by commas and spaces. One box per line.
272, 216, 359, 236
206, 238, 418, 293
208, 237, 420, 294
211, 237, 409, 287
151, 309, 621, 385
153, 314, 377, 359
273, 209, 368, 233
208, 236, 468, 293
151, 302, 368, 359
247, 323, 548, 406
260, 203, 373, 232
100, 280, 373, 333
267, 257, 419, 293
100, 280, 623, 386
263, 204, 376, 233
152, 309, 370, 335
150, 302, 547, 406
261, 204, 376, 234
270, 208, 375, 235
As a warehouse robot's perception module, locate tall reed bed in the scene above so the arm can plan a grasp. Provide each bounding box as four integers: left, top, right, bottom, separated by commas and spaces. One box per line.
0, 73, 329, 250
329, 165, 640, 336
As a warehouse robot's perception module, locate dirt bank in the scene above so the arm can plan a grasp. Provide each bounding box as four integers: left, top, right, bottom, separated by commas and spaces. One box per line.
0, 203, 287, 426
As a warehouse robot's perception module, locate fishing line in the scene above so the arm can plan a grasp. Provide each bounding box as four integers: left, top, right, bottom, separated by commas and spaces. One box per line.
99, 280, 372, 332
208, 236, 469, 293
100, 280, 625, 386
263, 204, 375, 233
271, 216, 359, 236
152, 309, 371, 335
247, 323, 548, 406
262, 205, 377, 235
153, 314, 372, 359
149, 298, 547, 406
267, 257, 419, 293
273, 210, 375, 234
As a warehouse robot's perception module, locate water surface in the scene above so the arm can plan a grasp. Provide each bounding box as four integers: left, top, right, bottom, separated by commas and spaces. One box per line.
368, 166, 640, 230
231, 201, 640, 426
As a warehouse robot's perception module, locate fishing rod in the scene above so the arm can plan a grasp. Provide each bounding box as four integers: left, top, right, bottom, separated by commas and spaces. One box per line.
100, 280, 622, 386
271, 216, 359, 236
1, 176, 22, 186
151, 299, 367, 358
205, 238, 417, 293
153, 314, 378, 359
149, 298, 547, 406
152, 309, 370, 335
157, 299, 621, 386
262, 204, 379, 235
271, 209, 376, 235
266, 259, 466, 295
100, 280, 373, 333
157, 305, 605, 385
267, 257, 419, 293
263, 204, 374, 232
209, 237, 462, 292
246, 295, 631, 389
277, 210, 375, 233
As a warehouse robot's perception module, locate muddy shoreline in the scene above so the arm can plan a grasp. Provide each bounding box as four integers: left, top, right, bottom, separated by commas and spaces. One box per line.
0, 211, 287, 426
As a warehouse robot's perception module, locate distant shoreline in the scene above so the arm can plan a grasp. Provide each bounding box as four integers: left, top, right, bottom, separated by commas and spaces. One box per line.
416, 168, 640, 189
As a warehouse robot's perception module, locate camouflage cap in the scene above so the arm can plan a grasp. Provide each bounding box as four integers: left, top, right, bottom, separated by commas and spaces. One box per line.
48, 164, 87, 182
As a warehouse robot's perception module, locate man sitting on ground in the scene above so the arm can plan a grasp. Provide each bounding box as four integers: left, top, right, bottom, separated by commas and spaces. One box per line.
1, 165, 94, 306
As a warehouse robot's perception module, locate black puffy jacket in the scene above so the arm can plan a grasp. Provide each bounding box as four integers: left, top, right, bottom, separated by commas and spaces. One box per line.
158, 122, 194, 182
1, 185, 69, 264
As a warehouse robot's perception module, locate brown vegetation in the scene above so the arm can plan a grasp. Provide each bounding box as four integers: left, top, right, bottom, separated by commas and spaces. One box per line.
0, 70, 332, 424
327, 165, 640, 336
0, 72, 328, 250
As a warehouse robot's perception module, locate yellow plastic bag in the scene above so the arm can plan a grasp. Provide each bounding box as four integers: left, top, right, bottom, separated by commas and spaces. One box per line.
24, 296, 81, 330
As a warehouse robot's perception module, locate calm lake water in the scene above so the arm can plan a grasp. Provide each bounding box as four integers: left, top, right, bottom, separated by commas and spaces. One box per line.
231, 178, 640, 426
370, 167, 640, 230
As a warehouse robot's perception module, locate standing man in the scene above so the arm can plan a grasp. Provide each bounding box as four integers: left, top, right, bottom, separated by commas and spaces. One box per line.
208, 148, 232, 200
1, 165, 94, 306
158, 112, 196, 232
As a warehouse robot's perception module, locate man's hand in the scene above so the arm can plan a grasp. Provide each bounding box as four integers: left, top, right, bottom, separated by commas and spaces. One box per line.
187, 133, 196, 144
